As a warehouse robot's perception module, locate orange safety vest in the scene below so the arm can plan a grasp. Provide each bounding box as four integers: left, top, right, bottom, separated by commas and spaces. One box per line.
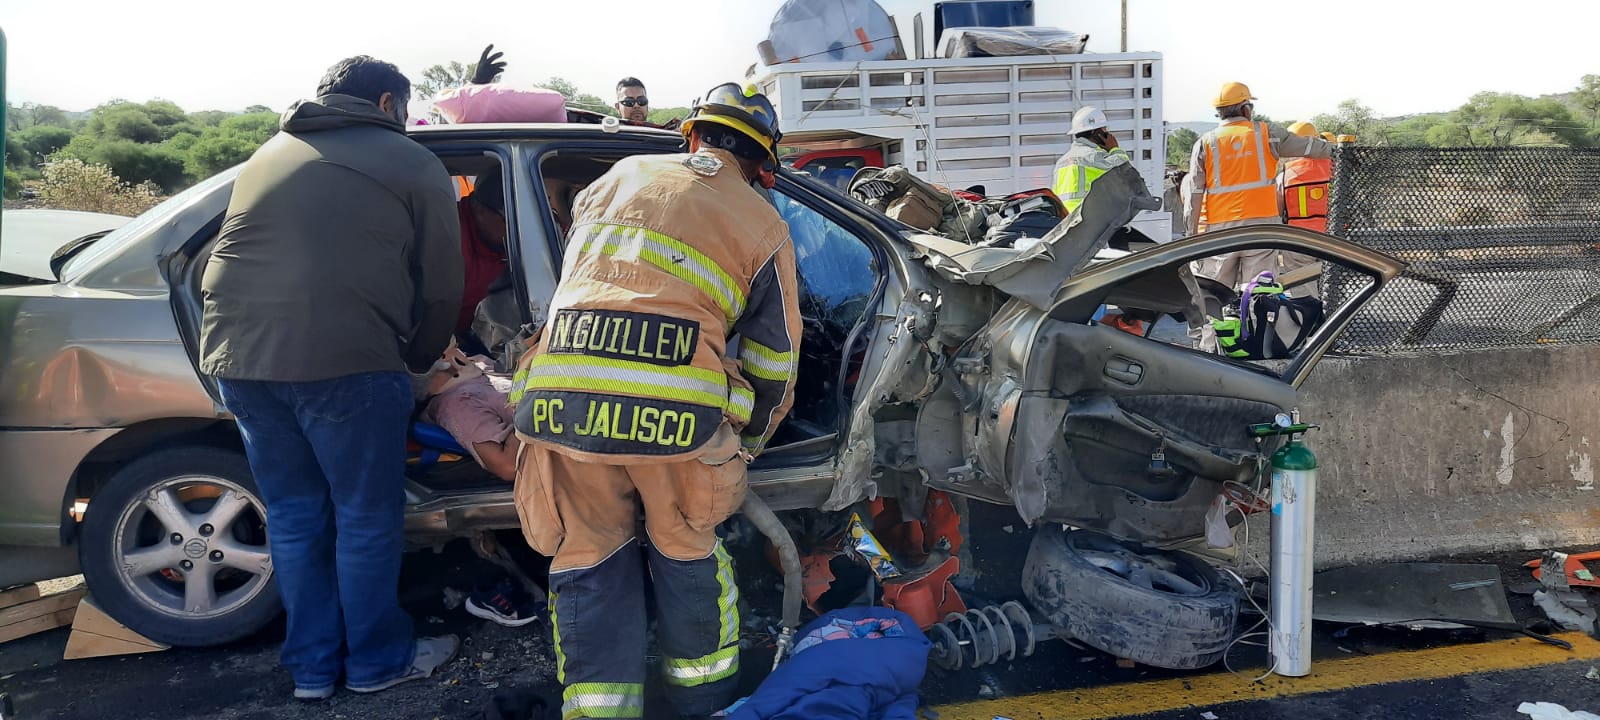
1200, 120, 1280, 229
1280, 157, 1331, 233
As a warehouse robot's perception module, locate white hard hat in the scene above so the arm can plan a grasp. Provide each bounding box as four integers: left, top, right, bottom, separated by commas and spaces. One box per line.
1070, 106, 1108, 135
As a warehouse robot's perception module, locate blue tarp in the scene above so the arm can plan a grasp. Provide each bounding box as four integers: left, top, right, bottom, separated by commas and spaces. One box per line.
726, 607, 931, 720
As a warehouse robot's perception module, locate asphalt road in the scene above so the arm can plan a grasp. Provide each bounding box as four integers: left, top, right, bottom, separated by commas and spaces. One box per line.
2, 544, 1597, 720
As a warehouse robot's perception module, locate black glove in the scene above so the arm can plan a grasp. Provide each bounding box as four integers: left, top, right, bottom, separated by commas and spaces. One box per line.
470, 44, 506, 85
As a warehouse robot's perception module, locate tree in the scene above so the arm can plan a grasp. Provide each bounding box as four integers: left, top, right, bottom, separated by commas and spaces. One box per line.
415, 61, 476, 101
1310, 99, 1387, 144
1427, 92, 1586, 147
1573, 74, 1600, 134
3, 167, 23, 200
649, 107, 691, 126
536, 77, 614, 115
1166, 127, 1199, 169
14, 125, 75, 160
244, 105, 274, 115
188, 110, 232, 128
184, 111, 279, 178
56, 135, 189, 192
1386, 114, 1446, 147
6, 102, 73, 131
83, 101, 163, 143
4, 143, 32, 171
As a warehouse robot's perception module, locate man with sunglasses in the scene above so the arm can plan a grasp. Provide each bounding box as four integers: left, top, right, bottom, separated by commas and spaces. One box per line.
615, 77, 651, 124
511, 82, 800, 719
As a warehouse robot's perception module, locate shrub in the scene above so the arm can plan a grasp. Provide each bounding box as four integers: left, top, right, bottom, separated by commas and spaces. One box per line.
3, 167, 24, 200
38, 158, 162, 216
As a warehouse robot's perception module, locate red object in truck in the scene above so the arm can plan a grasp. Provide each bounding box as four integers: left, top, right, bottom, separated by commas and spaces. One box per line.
788, 148, 884, 192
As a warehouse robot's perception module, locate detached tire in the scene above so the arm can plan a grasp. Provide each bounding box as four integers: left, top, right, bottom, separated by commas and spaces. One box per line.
79, 446, 281, 647
1023, 525, 1237, 669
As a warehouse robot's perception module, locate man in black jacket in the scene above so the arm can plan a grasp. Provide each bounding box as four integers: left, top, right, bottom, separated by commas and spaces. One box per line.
199, 55, 463, 700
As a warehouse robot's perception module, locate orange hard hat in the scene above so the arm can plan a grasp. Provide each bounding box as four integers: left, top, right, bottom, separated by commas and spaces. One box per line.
1287, 121, 1318, 138
1213, 81, 1256, 108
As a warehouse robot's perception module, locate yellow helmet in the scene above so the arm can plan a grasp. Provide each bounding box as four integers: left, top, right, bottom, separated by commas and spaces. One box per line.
680, 82, 783, 165
1212, 81, 1256, 108
1321, 131, 1336, 142
1287, 121, 1318, 138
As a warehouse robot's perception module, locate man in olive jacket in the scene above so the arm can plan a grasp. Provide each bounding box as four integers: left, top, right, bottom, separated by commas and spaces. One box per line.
199, 56, 463, 700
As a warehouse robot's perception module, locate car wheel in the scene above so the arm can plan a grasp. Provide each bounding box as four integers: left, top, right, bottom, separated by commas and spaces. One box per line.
78, 446, 281, 647
1023, 524, 1238, 669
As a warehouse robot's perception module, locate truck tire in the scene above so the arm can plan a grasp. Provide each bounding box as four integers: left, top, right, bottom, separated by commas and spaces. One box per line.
78, 446, 281, 647
1023, 524, 1237, 669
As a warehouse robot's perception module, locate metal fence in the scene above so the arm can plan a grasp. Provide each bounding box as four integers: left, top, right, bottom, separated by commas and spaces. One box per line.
1322, 147, 1600, 355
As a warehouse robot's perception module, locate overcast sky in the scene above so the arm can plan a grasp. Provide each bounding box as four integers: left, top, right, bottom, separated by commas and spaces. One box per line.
2, 0, 1595, 122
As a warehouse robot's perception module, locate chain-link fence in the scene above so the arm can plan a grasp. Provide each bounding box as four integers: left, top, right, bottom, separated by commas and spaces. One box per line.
1322, 147, 1600, 354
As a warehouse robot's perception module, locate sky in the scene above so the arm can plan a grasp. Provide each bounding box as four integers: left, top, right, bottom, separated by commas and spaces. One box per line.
1, 0, 1596, 123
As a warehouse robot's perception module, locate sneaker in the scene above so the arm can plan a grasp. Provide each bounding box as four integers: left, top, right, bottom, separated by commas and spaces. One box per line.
345, 635, 460, 694
466, 579, 543, 628
293, 685, 335, 701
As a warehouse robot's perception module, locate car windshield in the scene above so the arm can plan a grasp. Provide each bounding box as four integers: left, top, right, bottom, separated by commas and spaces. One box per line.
61, 168, 241, 281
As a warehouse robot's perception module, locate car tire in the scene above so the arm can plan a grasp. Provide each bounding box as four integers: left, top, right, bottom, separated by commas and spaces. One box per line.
78, 446, 281, 647
1023, 524, 1238, 669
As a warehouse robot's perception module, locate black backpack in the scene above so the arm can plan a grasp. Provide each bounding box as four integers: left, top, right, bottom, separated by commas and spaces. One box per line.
1211, 272, 1325, 360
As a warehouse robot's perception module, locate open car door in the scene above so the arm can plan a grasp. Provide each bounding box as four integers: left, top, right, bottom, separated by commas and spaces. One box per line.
924, 225, 1402, 545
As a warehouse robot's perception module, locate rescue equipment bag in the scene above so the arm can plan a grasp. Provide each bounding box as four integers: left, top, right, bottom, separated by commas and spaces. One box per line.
1211, 272, 1324, 360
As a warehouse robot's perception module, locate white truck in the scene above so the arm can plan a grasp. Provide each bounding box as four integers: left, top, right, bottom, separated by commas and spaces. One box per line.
751, 49, 1172, 243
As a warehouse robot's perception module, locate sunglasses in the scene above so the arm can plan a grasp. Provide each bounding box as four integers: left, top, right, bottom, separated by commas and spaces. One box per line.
618, 97, 649, 108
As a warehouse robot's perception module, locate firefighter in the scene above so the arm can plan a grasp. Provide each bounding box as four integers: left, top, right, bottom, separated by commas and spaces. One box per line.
1278, 121, 1332, 234
510, 82, 801, 720
1051, 105, 1134, 213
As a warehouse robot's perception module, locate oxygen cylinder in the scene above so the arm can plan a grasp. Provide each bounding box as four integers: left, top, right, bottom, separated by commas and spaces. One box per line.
1270, 427, 1318, 677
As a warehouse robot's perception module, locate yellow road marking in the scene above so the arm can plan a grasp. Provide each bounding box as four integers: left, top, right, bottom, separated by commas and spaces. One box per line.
932, 632, 1600, 720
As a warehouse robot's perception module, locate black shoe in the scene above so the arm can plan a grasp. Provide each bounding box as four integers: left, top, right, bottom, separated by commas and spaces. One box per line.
466, 578, 543, 628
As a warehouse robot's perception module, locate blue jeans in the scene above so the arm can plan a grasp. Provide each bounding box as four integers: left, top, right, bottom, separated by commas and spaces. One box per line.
218, 371, 415, 690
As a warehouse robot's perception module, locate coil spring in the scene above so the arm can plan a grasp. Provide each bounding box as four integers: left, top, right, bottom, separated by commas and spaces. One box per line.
926, 601, 1036, 670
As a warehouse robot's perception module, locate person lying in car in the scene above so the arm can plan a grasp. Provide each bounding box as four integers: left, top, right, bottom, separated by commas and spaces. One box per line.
417, 338, 520, 481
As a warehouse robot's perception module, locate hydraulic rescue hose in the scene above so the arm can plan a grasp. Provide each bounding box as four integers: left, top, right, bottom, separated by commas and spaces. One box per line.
739, 492, 802, 670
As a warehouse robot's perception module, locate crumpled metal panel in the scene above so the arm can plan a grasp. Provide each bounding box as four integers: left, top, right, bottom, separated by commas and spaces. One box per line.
823, 297, 936, 511
904, 163, 1158, 310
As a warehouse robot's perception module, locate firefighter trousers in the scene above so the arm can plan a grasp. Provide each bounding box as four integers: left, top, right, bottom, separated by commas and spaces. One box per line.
515, 442, 747, 719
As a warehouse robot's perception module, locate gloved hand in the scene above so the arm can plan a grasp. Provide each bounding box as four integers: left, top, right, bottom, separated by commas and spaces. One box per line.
470, 44, 506, 85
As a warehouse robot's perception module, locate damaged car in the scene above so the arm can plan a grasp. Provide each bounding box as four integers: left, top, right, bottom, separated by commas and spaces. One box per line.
0, 122, 1400, 668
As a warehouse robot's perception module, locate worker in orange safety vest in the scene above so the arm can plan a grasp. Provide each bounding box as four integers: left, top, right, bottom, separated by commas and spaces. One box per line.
1184, 82, 1337, 351
1278, 121, 1332, 234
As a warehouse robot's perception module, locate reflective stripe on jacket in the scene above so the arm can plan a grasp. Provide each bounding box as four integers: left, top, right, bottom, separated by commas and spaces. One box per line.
1279, 156, 1331, 232
1200, 120, 1280, 229
512, 149, 802, 463
1051, 138, 1131, 212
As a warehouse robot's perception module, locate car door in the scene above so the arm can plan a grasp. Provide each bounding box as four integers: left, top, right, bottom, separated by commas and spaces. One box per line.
928, 225, 1402, 543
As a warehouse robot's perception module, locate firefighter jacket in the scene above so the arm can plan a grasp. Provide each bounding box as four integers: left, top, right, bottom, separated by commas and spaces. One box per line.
1185, 118, 1334, 235
1051, 137, 1132, 213
511, 148, 802, 464
1279, 156, 1332, 233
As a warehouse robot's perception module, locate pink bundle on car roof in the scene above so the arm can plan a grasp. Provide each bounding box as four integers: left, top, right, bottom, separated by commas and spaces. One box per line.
432, 84, 567, 124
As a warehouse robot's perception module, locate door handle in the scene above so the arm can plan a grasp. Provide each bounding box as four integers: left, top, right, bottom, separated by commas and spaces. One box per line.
1104, 357, 1144, 385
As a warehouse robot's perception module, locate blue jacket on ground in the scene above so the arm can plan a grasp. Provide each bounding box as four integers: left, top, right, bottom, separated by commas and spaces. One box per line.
728, 607, 931, 720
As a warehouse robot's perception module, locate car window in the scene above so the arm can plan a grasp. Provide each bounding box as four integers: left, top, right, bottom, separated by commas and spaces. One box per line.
1089, 249, 1371, 370
765, 190, 879, 444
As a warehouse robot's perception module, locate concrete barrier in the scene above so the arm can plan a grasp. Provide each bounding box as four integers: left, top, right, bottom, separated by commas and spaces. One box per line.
1244, 344, 1600, 568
